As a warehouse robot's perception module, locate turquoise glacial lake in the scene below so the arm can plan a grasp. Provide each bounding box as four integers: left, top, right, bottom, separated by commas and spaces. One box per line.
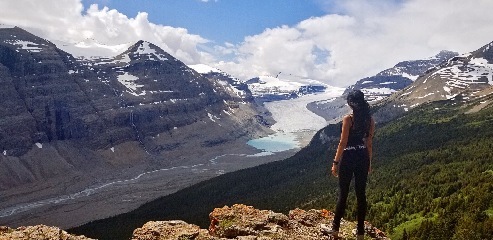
247, 132, 300, 154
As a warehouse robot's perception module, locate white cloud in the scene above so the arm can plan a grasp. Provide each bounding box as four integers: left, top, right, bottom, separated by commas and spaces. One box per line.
215, 0, 493, 87
0, 0, 212, 64
1, 0, 493, 87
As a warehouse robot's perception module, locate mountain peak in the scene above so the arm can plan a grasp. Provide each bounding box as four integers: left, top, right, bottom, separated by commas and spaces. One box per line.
0, 26, 55, 52
123, 40, 171, 62
471, 40, 493, 62
432, 50, 459, 60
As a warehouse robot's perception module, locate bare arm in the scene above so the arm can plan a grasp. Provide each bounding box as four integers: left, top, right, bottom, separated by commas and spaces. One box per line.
332, 115, 351, 176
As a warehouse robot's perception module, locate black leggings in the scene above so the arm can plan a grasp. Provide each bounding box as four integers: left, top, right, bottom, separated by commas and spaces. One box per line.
332, 148, 370, 235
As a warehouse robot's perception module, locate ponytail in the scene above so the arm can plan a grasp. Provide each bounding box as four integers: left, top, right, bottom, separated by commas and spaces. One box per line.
347, 90, 371, 136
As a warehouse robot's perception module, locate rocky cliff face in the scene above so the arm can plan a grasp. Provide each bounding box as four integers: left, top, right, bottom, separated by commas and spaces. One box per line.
0, 27, 271, 227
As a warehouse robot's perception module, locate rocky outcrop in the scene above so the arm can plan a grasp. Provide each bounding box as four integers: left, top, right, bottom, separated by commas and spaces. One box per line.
131, 204, 389, 240
0, 225, 93, 240
0, 205, 388, 239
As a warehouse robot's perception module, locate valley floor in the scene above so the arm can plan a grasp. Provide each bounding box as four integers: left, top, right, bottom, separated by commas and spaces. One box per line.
0, 140, 299, 229
0, 89, 343, 230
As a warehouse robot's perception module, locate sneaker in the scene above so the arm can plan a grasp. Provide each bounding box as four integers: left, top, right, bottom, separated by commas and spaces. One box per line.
320, 224, 339, 238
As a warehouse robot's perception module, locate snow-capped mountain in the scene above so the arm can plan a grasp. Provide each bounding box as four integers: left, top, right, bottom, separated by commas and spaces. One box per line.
245, 73, 327, 103
0, 27, 270, 191
308, 50, 459, 122
374, 41, 493, 122
345, 50, 459, 102
189, 64, 253, 101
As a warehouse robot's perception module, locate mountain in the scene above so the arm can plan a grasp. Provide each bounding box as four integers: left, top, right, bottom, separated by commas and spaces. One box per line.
374, 42, 493, 122
0, 27, 271, 228
69, 40, 493, 240
308, 50, 459, 122
346, 50, 459, 102
245, 73, 327, 103
189, 64, 254, 102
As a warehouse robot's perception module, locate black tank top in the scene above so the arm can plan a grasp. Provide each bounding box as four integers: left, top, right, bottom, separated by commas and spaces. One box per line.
346, 115, 369, 147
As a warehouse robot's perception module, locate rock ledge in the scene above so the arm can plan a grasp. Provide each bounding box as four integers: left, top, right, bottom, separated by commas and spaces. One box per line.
131, 204, 389, 240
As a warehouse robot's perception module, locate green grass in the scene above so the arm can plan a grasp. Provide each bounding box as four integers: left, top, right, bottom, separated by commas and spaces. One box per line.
485, 209, 493, 218
391, 213, 438, 239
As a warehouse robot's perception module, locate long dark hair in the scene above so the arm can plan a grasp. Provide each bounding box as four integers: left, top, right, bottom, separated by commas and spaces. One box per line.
347, 90, 371, 136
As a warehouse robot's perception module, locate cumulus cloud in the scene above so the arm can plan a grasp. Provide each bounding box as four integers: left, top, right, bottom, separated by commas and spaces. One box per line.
1, 0, 493, 87
216, 0, 493, 86
0, 0, 212, 64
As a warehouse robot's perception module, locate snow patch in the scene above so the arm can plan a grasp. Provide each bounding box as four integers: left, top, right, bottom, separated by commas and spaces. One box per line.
35, 143, 42, 149
0, 24, 15, 29
119, 53, 131, 63
379, 82, 396, 85
3, 150, 6, 156
54, 39, 132, 58
402, 72, 419, 81
110, 147, 115, 152
434, 59, 493, 87
4, 40, 44, 52
117, 72, 146, 96
417, 92, 435, 99
316, 97, 336, 105
401, 91, 412, 96
362, 87, 395, 95
189, 64, 221, 74
207, 113, 219, 122
136, 42, 168, 61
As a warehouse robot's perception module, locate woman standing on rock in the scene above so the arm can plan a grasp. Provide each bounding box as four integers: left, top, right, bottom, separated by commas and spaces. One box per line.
328, 89, 375, 240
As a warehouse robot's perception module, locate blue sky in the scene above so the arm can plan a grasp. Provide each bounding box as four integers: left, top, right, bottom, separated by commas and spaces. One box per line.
82, 0, 327, 45
2, 0, 493, 86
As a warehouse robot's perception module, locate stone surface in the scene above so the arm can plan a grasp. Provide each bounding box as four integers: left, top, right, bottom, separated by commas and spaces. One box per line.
0, 225, 93, 240
131, 220, 201, 240
132, 204, 389, 240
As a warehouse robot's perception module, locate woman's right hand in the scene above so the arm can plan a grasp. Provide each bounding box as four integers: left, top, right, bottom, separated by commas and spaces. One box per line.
331, 164, 339, 177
